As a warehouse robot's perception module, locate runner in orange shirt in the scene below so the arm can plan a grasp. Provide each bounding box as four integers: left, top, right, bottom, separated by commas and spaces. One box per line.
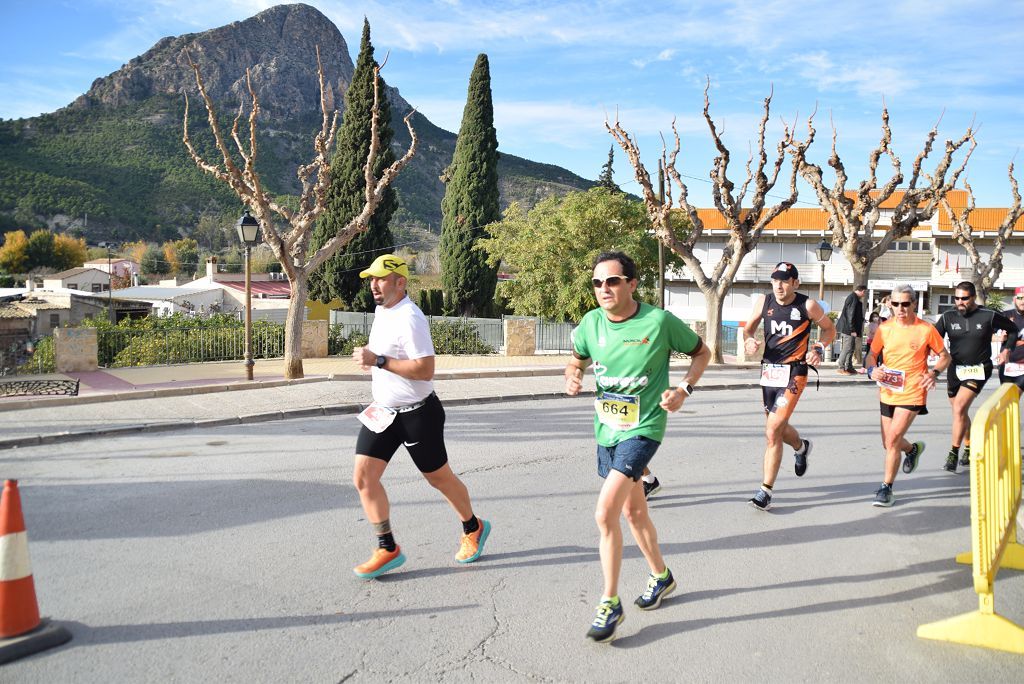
865, 284, 951, 507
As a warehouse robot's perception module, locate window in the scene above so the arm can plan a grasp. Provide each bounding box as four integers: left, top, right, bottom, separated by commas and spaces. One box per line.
49, 313, 60, 329
92, 283, 103, 292
891, 241, 931, 252
67, 282, 77, 290
936, 294, 956, 314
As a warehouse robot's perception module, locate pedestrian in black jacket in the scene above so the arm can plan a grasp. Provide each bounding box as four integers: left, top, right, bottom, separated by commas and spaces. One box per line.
835, 285, 866, 374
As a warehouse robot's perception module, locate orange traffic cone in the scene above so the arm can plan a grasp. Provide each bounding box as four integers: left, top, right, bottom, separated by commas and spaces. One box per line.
0, 480, 71, 663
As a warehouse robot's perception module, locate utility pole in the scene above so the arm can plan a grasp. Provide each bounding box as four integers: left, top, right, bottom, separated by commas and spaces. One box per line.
107, 245, 114, 324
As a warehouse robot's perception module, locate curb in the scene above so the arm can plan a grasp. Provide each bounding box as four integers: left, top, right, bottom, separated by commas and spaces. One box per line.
0, 377, 873, 449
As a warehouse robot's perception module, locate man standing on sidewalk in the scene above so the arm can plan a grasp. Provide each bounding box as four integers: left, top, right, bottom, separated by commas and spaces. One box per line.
348, 254, 490, 579
933, 281, 1017, 472
565, 251, 710, 644
835, 285, 867, 375
741, 262, 835, 511
865, 284, 951, 507
999, 286, 1024, 392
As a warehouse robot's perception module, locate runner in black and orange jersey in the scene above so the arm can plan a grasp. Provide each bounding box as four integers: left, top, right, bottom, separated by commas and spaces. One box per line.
866, 284, 951, 507
741, 262, 835, 511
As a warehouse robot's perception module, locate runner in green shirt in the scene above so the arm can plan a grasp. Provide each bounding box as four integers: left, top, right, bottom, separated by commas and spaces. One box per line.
565, 251, 710, 643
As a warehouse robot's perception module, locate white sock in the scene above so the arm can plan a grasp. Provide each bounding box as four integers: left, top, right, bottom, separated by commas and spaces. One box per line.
642, 474, 656, 484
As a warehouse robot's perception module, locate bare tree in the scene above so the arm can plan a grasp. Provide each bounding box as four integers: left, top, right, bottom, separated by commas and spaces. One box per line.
940, 163, 1023, 303
786, 108, 974, 286
607, 83, 807, 362
182, 48, 417, 378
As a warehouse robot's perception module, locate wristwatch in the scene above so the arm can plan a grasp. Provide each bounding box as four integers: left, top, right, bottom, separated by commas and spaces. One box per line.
375, 355, 387, 369
680, 383, 694, 396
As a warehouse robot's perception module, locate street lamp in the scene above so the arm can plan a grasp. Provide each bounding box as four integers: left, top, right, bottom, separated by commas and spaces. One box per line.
815, 237, 833, 302
236, 210, 260, 381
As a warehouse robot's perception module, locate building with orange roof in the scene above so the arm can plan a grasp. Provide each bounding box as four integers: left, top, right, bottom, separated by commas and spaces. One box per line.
664, 190, 1023, 340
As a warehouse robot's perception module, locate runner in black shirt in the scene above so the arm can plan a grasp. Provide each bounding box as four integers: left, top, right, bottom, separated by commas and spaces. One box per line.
933, 281, 1018, 472
999, 285, 1024, 390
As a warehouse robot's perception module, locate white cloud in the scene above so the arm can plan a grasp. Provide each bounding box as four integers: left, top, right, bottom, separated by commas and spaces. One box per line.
789, 51, 917, 99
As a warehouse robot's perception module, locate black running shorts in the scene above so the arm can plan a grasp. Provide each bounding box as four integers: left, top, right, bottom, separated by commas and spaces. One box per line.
946, 363, 992, 398
355, 393, 449, 473
879, 402, 928, 418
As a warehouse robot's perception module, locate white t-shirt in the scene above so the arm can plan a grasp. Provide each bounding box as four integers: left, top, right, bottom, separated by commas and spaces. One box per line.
368, 296, 435, 406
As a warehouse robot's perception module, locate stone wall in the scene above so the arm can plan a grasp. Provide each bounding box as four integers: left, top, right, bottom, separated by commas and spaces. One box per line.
301, 320, 328, 358
503, 319, 536, 356
54, 327, 98, 373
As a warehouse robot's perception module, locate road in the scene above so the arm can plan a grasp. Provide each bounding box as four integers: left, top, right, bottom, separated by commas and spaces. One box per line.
3, 384, 1022, 681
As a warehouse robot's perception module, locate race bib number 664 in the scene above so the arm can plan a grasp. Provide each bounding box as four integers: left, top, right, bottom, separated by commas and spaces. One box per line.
595, 392, 640, 431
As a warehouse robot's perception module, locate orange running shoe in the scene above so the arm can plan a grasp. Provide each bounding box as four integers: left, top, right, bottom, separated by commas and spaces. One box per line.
455, 518, 491, 563
353, 546, 406, 579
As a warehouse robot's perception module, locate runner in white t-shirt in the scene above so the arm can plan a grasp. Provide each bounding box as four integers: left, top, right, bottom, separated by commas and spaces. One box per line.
349, 254, 490, 579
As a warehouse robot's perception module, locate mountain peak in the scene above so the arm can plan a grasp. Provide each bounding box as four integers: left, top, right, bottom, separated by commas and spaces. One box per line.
71, 3, 407, 120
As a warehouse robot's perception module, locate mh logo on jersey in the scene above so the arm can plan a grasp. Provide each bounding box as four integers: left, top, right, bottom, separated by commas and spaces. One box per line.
770, 319, 794, 337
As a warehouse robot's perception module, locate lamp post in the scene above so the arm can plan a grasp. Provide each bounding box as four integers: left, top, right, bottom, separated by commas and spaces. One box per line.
815, 238, 833, 303
236, 211, 260, 381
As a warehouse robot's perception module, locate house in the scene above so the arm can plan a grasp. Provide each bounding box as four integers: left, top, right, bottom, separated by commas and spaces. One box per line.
83, 258, 141, 280
182, 257, 299, 323
110, 285, 227, 318
665, 190, 1024, 325
42, 267, 111, 294
0, 283, 152, 339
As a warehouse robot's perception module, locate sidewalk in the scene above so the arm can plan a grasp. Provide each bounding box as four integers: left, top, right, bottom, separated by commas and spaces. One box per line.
0, 356, 872, 448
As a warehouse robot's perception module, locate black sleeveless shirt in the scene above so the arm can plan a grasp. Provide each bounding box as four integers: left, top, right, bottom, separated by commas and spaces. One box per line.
761, 292, 811, 365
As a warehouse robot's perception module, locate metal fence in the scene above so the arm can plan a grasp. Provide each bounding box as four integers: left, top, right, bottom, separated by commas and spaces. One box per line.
98, 326, 286, 367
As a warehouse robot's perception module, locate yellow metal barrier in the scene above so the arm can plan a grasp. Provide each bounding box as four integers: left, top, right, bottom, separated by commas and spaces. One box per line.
917, 383, 1024, 653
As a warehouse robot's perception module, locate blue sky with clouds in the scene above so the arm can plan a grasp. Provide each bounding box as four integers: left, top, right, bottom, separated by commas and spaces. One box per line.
2, 0, 1023, 207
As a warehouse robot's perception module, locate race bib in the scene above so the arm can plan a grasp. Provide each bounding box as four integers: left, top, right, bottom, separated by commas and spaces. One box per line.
876, 366, 906, 393
595, 392, 640, 431
357, 404, 397, 433
955, 364, 985, 381
1004, 362, 1024, 378
760, 363, 791, 388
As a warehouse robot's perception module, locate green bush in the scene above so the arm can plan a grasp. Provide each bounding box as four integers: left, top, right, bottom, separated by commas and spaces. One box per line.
429, 319, 494, 355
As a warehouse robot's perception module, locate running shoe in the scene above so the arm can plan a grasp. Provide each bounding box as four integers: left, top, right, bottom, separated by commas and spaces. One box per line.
748, 488, 772, 511
872, 484, 894, 508
353, 546, 406, 579
902, 441, 925, 474
643, 477, 662, 500
959, 446, 971, 468
634, 570, 676, 610
944, 450, 958, 473
586, 599, 624, 643
794, 439, 812, 477
455, 518, 491, 563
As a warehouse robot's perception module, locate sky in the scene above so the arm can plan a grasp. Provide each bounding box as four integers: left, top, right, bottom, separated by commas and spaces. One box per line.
2, 0, 1024, 209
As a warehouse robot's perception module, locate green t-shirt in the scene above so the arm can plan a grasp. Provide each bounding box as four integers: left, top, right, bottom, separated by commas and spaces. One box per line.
573, 301, 700, 446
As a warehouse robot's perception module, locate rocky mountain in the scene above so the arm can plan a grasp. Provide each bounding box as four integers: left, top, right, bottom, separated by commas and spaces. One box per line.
0, 3, 592, 245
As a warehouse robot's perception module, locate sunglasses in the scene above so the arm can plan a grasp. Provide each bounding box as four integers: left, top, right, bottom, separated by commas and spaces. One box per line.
1016, 295, 1024, 300
592, 276, 628, 288
892, 301, 914, 308
953, 296, 972, 301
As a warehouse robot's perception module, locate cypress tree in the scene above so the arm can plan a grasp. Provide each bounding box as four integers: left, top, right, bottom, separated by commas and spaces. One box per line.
308, 19, 397, 311
598, 145, 620, 192
440, 54, 500, 317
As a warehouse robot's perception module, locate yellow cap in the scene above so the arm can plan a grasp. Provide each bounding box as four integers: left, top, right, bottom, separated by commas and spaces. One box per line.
359, 254, 409, 279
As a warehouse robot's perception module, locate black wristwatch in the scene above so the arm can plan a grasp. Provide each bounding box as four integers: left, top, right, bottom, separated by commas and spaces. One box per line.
375, 355, 387, 369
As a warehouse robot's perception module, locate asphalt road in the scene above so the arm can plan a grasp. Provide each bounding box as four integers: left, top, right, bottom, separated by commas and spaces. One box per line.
3, 384, 1023, 681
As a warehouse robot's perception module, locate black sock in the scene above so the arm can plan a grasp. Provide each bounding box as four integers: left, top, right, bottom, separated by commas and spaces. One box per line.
462, 516, 480, 535
377, 532, 396, 552
951, 445, 960, 455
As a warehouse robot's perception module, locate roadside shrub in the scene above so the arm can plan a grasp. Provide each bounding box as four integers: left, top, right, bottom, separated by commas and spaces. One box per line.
429, 319, 494, 355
